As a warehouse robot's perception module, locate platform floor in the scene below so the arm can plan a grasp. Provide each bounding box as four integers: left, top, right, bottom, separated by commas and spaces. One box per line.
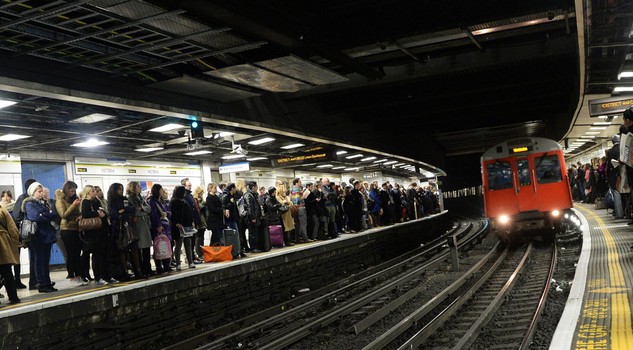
551, 203, 633, 350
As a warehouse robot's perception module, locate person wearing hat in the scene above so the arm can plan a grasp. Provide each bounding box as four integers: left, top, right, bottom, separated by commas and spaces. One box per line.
23, 182, 59, 293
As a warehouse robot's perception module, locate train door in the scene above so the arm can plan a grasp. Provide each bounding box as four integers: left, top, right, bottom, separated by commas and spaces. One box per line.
483, 158, 518, 218
532, 152, 571, 212
515, 157, 538, 212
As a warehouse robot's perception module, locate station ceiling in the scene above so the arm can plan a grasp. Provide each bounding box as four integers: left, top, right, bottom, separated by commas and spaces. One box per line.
0, 0, 594, 179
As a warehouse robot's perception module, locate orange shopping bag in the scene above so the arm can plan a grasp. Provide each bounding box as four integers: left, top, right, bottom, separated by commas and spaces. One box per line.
202, 243, 233, 262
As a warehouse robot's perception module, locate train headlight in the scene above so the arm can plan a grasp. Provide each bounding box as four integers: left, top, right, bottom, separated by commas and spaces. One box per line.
498, 215, 510, 225
564, 213, 569, 219
551, 210, 560, 218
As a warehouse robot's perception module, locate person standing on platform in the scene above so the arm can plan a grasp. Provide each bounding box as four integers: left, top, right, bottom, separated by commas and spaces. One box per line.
221, 183, 239, 233
55, 181, 82, 284
193, 185, 208, 263
276, 182, 296, 246
243, 181, 265, 252
127, 182, 153, 277
235, 179, 250, 254
81, 185, 114, 285
170, 185, 195, 270
12, 178, 36, 290
379, 183, 392, 225
304, 182, 319, 240
181, 178, 203, 263
24, 182, 59, 293
0, 204, 20, 304
205, 183, 224, 245
369, 182, 382, 227
349, 180, 364, 232
108, 183, 139, 281
148, 184, 172, 274
321, 178, 339, 238
290, 178, 309, 243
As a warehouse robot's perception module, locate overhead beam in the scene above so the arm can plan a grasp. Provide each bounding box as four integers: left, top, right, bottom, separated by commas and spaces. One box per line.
144, 0, 384, 80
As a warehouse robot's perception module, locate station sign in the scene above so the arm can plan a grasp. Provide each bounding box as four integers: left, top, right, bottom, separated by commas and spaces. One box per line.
271, 149, 336, 167
588, 96, 633, 116
73, 157, 201, 177
219, 162, 250, 174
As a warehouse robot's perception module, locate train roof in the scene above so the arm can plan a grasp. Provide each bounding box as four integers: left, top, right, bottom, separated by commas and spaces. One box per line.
481, 137, 562, 161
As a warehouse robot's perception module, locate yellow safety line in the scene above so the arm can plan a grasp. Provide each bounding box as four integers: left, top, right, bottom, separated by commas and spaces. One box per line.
576, 206, 633, 349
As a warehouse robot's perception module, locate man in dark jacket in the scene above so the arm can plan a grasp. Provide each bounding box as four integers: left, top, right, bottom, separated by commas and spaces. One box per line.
243, 181, 264, 252
221, 183, 239, 232
379, 183, 392, 225
12, 178, 36, 290
321, 178, 338, 238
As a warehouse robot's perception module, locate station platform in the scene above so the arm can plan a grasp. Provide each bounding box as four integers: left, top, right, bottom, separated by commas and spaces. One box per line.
0, 212, 450, 349
551, 203, 633, 350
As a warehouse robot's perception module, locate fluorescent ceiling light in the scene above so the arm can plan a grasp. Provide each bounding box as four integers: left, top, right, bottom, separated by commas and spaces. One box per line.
619, 71, 633, 79
0, 100, 17, 109
221, 154, 247, 159
361, 156, 377, 162
316, 164, 333, 168
331, 166, 346, 170
219, 132, 234, 137
149, 124, 184, 133
246, 157, 267, 161
135, 147, 164, 152
597, 115, 618, 119
336, 151, 348, 155
0, 134, 30, 141
346, 154, 363, 159
71, 113, 116, 124
393, 163, 405, 167
590, 127, 607, 130
281, 143, 304, 149
593, 122, 612, 126
584, 132, 601, 135
383, 161, 398, 165
614, 86, 633, 92
580, 135, 596, 139
248, 137, 275, 145
344, 167, 358, 171
184, 150, 212, 156
72, 138, 109, 148
374, 159, 388, 163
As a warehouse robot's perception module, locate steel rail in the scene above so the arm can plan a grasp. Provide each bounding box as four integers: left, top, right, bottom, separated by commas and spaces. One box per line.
363, 241, 505, 350
189, 221, 488, 350
519, 242, 557, 349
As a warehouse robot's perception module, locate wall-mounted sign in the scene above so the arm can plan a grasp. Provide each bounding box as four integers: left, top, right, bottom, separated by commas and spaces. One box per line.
73, 157, 200, 177
589, 96, 633, 116
128, 169, 137, 174
77, 168, 87, 173
271, 150, 336, 167
219, 162, 250, 174
170, 171, 177, 175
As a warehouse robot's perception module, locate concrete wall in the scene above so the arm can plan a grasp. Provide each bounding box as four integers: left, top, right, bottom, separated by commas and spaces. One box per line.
1, 213, 450, 349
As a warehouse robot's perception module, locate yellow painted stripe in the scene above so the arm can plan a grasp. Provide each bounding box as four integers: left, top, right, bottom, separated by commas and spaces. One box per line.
576, 206, 633, 349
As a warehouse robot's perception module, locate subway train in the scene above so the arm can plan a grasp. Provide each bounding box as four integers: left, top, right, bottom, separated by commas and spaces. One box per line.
481, 137, 574, 241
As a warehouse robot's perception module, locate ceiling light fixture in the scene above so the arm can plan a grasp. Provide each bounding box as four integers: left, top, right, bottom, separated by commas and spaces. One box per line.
618, 71, 633, 80
248, 137, 275, 145
580, 135, 596, 139
71, 113, 116, 124
0, 100, 17, 109
0, 134, 30, 141
149, 124, 184, 133
383, 161, 398, 165
336, 151, 348, 155
361, 156, 377, 162
219, 132, 234, 137
246, 157, 267, 161
593, 122, 612, 126
281, 143, 304, 149
316, 164, 333, 168
184, 150, 212, 156
584, 132, 601, 135
346, 154, 363, 159
222, 154, 247, 159
331, 166, 346, 170
614, 86, 633, 92
72, 138, 109, 148
344, 167, 358, 171
374, 159, 388, 163
135, 147, 164, 152
590, 127, 607, 130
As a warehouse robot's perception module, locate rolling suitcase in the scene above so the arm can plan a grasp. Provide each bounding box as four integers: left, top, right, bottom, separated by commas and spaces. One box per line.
269, 225, 284, 247
223, 228, 241, 259
260, 224, 271, 252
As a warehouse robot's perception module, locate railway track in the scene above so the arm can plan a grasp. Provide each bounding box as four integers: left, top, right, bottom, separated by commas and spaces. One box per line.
164, 219, 489, 350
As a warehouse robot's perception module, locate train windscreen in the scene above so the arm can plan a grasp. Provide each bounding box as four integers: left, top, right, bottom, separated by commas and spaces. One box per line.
536, 155, 562, 184
487, 161, 513, 190
517, 158, 531, 186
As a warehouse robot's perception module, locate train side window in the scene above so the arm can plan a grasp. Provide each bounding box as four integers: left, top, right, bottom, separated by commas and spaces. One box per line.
486, 162, 513, 190
517, 159, 531, 186
536, 155, 562, 184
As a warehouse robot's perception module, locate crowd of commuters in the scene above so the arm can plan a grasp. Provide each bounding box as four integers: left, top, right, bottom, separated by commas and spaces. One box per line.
0, 175, 440, 304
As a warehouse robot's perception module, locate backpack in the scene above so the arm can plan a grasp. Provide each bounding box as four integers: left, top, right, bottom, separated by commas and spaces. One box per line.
153, 233, 172, 260
237, 196, 248, 218
19, 219, 37, 243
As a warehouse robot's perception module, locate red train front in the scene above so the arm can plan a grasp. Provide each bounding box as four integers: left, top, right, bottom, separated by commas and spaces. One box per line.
481, 137, 573, 240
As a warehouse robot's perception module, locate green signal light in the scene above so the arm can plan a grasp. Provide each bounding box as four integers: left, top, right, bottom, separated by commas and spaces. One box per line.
191, 121, 199, 128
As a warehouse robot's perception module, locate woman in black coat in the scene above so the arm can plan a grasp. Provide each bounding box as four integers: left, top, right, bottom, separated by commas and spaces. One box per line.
205, 183, 225, 245
264, 187, 283, 226
170, 185, 194, 270
80, 185, 113, 285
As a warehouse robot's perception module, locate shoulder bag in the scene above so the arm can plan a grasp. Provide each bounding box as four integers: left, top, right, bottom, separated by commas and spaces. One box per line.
79, 216, 102, 231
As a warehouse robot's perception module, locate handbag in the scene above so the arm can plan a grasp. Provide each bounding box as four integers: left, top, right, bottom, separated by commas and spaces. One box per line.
79, 216, 102, 231
116, 221, 133, 251
289, 204, 298, 218
202, 243, 233, 262
179, 226, 197, 237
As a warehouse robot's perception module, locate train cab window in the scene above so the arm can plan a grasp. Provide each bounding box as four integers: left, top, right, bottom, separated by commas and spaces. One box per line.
536, 155, 562, 184
487, 162, 513, 190
516, 159, 531, 186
